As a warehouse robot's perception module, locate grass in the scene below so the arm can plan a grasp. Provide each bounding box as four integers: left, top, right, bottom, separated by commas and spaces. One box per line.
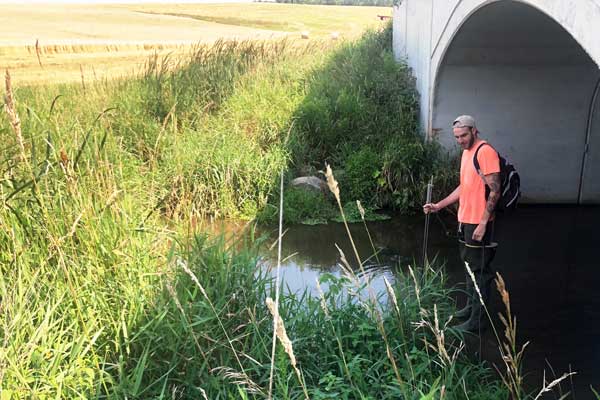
0, 22, 576, 398
1, 3, 389, 85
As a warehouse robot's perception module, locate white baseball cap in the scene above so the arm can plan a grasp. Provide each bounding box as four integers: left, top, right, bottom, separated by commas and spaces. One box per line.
452, 115, 476, 128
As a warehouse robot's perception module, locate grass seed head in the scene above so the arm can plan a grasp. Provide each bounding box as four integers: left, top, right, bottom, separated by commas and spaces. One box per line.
356, 200, 365, 220
465, 262, 484, 306
315, 278, 330, 318
265, 297, 297, 367
383, 276, 399, 315
495, 272, 511, 314
325, 163, 340, 204
4, 70, 25, 158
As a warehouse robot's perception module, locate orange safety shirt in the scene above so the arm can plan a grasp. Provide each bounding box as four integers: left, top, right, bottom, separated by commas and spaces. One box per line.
458, 139, 500, 224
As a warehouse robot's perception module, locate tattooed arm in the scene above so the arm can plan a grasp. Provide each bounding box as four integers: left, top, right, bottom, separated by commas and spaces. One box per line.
472, 172, 500, 241
483, 172, 501, 217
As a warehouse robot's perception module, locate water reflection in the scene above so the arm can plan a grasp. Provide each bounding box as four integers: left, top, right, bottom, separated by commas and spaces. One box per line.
255, 206, 600, 398
259, 214, 451, 298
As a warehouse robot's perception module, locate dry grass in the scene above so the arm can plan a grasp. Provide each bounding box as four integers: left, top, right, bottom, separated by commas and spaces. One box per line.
0, 3, 389, 85
130, 3, 389, 37
464, 263, 576, 399
3, 71, 25, 160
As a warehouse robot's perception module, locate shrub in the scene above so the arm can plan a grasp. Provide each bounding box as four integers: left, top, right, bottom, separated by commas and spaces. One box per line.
340, 146, 381, 204
286, 25, 454, 215
259, 187, 336, 225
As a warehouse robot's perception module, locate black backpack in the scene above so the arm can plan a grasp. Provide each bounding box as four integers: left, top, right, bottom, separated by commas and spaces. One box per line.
473, 142, 521, 213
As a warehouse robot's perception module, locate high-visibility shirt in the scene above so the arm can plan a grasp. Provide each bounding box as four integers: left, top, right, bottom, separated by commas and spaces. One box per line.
458, 139, 500, 224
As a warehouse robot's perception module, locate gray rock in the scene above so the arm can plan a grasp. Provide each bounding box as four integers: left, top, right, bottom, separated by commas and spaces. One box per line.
290, 176, 328, 194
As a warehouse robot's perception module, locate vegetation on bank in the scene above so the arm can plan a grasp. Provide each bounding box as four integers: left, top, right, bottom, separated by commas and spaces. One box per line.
259, 26, 456, 224
0, 24, 551, 398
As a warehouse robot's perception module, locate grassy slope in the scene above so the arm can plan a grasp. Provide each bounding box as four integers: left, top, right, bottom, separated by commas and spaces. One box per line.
1, 3, 389, 85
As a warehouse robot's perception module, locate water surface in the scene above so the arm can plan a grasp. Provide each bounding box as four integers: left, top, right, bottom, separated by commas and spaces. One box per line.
257, 206, 600, 399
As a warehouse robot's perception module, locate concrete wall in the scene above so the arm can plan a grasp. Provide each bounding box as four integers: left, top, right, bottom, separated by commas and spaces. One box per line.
393, 0, 600, 203
581, 80, 600, 203
393, 0, 434, 132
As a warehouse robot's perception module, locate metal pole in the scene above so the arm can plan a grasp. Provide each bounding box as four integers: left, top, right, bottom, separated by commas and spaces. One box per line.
422, 177, 433, 265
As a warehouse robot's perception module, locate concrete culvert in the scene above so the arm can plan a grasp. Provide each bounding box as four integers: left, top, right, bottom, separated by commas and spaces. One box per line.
394, 0, 600, 204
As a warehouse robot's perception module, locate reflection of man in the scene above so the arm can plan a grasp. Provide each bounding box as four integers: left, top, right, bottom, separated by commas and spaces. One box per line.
423, 115, 501, 333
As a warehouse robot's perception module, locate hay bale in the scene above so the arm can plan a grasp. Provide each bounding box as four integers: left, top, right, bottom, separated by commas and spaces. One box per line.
301, 31, 310, 39
330, 31, 339, 40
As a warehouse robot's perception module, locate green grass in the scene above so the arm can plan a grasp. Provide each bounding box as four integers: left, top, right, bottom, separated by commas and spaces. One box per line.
0, 25, 521, 398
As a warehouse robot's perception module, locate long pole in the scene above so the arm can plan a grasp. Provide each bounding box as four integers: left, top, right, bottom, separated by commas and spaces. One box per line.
422, 177, 433, 265
268, 170, 284, 399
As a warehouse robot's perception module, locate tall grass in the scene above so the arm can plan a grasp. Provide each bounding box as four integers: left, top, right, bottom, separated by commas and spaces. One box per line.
0, 24, 561, 399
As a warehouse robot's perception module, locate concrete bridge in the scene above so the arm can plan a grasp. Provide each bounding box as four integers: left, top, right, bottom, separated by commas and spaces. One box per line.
393, 0, 600, 203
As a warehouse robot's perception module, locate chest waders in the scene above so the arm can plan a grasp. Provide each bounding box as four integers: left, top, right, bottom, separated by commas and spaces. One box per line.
455, 222, 497, 333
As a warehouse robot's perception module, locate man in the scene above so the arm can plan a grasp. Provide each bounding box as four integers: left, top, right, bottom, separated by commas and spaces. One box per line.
423, 115, 501, 333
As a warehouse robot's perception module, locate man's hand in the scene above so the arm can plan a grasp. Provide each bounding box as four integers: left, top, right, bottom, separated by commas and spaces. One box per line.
472, 223, 487, 242
423, 203, 440, 214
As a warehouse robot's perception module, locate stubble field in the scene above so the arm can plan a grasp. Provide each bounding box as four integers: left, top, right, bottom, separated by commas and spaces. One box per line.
0, 2, 390, 84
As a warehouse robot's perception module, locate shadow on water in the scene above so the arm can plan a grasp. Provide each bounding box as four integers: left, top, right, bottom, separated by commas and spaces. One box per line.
258, 205, 600, 399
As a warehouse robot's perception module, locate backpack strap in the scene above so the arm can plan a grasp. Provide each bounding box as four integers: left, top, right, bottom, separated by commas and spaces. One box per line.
472, 142, 490, 176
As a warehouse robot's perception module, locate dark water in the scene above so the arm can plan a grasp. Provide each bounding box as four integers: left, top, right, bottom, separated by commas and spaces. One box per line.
259, 206, 600, 399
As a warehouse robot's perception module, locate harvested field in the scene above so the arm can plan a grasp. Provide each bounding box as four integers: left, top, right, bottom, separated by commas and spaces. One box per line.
0, 3, 390, 84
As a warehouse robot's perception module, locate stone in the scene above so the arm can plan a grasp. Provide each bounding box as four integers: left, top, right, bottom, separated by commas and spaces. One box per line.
290, 176, 328, 194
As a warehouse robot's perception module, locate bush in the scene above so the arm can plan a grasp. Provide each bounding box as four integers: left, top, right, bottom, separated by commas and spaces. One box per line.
287, 25, 454, 214
340, 146, 381, 204
259, 187, 336, 225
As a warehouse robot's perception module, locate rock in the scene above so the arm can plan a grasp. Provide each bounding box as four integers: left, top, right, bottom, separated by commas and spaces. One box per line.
290, 176, 328, 194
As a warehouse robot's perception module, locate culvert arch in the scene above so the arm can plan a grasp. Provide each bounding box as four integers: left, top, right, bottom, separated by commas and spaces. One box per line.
393, 0, 600, 203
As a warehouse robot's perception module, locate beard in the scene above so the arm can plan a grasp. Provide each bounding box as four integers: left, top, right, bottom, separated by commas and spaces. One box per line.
464, 132, 476, 149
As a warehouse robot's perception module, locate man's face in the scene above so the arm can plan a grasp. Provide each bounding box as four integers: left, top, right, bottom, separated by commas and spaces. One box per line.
453, 126, 476, 150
